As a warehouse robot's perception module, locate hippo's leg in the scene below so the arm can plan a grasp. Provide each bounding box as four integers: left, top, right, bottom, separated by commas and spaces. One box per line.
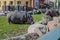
27, 16, 34, 24
8, 17, 11, 24
22, 16, 26, 24
29, 17, 34, 24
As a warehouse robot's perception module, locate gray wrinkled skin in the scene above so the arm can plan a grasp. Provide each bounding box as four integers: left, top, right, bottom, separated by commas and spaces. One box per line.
7, 11, 34, 24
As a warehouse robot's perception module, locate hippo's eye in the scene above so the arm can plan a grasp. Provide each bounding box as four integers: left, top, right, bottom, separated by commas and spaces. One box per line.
58, 37, 60, 40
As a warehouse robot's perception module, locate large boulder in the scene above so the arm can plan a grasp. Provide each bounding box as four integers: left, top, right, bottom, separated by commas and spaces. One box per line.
28, 23, 47, 35
7, 11, 34, 24
41, 15, 52, 25
26, 23, 47, 40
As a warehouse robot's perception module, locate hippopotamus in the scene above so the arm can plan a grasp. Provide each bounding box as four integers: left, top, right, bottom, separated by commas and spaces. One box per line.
45, 9, 59, 17
7, 11, 34, 24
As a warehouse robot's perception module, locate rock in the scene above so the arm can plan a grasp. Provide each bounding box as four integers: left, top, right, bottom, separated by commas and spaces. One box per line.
47, 17, 59, 31
8, 37, 21, 40
25, 33, 39, 40
41, 15, 52, 25
27, 23, 47, 40
28, 23, 47, 36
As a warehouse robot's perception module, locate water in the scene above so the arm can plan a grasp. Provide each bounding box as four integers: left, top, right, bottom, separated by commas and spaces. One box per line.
37, 26, 60, 40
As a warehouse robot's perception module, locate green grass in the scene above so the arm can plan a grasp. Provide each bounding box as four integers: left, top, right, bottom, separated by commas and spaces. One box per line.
32, 14, 43, 22
0, 14, 43, 39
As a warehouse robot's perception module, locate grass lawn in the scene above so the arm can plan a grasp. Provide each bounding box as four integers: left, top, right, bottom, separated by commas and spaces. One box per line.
0, 13, 43, 39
